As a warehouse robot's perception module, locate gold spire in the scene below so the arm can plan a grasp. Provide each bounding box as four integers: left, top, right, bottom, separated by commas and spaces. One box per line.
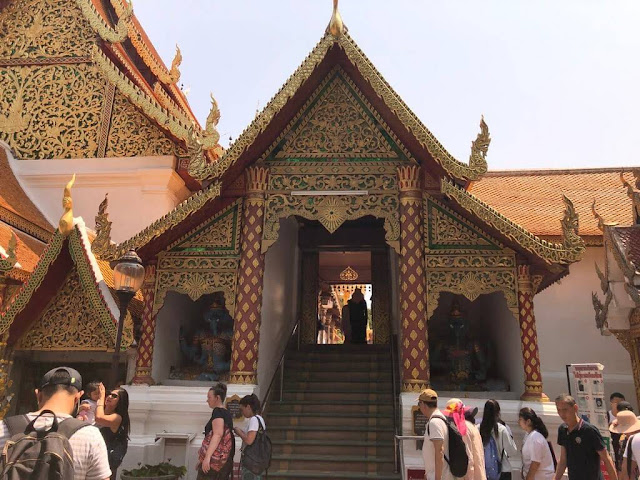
327, 0, 346, 37
59, 174, 76, 237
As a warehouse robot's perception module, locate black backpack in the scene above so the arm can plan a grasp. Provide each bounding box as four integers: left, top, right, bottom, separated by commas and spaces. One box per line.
427, 415, 469, 478
241, 417, 272, 475
1, 410, 88, 480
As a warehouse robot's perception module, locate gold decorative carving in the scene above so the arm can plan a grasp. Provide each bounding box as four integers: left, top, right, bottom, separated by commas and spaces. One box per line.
92, 194, 112, 257
441, 179, 585, 264
0, 0, 95, 59
58, 175, 75, 237
339, 266, 358, 281
97, 81, 116, 158
158, 257, 238, 272
592, 290, 612, 332
0, 233, 17, 274
269, 162, 400, 176
276, 76, 395, 159
167, 199, 242, 254
106, 91, 179, 157
270, 171, 397, 192
0, 332, 13, 419
202, 93, 222, 150
262, 193, 400, 253
74, 0, 131, 43
16, 269, 132, 351
98, 182, 222, 260
371, 251, 390, 344
426, 269, 518, 319
153, 82, 192, 126
153, 270, 237, 318
429, 204, 495, 248
469, 116, 490, 168
561, 195, 586, 254
424, 254, 515, 269
591, 199, 618, 232
0, 64, 103, 159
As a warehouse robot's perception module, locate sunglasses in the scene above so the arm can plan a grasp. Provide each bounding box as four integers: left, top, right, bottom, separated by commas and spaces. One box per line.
107, 393, 119, 399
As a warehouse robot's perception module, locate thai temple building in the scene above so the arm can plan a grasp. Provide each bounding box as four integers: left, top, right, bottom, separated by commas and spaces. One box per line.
0, 0, 638, 478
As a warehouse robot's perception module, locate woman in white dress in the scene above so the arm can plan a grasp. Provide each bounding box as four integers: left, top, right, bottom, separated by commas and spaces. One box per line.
518, 407, 555, 480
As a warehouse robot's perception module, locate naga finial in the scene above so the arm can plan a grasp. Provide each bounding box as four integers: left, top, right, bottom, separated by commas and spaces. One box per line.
0, 232, 17, 274
169, 45, 182, 83
327, 0, 346, 37
467, 116, 490, 178
620, 171, 640, 223
200, 93, 221, 150
59, 174, 76, 236
560, 194, 585, 258
92, 193, 113, 258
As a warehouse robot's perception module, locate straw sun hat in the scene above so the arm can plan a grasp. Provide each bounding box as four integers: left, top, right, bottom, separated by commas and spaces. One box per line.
610, 410, 640, 434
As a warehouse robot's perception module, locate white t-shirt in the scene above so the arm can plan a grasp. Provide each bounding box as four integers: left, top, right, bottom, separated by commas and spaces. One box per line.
521, 430, 555, 480
623, 432, 640, 460
423, 410, 455, 480
242, 415, 265, 448
0, 412, 111, 480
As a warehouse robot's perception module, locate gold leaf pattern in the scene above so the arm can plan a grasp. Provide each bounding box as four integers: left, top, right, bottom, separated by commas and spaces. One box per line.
0, 64, 103, 159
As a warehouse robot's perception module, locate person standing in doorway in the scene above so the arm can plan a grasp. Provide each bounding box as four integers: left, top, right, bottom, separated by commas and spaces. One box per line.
554, 394, 617, 480
348, 288, 367, 344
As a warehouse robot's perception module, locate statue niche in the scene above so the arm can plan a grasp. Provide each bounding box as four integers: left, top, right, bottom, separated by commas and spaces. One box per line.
430, 298, 506, 391
171, 292, 234, 381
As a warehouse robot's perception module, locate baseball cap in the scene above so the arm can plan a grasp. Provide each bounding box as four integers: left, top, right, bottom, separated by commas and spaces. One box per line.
39, 367, 83, 391
419, 388, 438, 402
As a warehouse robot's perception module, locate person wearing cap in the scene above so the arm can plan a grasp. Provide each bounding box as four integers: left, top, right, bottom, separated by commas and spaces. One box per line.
418, 388, 456, 480
444, 399, 485, 480
0, 367, 111, 480
610, 410, 640, 478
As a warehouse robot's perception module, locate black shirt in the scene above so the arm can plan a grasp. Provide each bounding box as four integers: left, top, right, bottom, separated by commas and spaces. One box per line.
557, 419, 606, 480
204, 407, 233, 436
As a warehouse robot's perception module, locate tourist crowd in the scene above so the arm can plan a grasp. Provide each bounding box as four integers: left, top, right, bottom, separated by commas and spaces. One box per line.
419, 388, 640, 480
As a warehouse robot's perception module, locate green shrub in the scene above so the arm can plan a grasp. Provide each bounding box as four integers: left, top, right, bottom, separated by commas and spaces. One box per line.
122, 462, 187, 478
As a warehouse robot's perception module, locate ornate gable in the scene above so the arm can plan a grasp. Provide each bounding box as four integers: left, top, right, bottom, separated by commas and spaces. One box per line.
15, 268, 132, 351
425, 197, 501, 252
266, 69, 410, 163
168, 199, 242, 255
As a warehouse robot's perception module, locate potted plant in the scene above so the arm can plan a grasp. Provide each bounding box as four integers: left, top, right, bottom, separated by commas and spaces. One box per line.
121, 462, 187, 480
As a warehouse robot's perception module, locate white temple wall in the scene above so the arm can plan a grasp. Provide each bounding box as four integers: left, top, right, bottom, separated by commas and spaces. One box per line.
257, 217, 300, 399
535, 246, 636, 408
9, 154, 190, 242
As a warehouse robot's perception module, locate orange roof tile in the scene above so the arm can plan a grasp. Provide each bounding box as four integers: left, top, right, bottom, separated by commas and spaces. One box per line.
0, 147, 53, 240
468, 168, 636, 238
0, 222, 46, 277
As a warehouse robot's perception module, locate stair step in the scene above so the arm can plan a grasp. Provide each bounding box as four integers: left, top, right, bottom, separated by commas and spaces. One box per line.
271, 453, 395, 473
267, 470, 401, 480
272, 439, 394, 447
286, 371, 392, 382
268, 412, 393, 419
286, 362, 393, 373
273, 453, 395, 463
267, 412, 393, 428
284, 381, 393, 392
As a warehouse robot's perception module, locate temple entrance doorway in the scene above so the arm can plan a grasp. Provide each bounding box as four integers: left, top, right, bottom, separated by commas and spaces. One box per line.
318, 251, 373, 345
299, 217, 393, 346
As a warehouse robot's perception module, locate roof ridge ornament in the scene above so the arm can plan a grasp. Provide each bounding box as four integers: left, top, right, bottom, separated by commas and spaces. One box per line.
620, 171, 640, 224
560, 194, 585, 254
0, 232, 17, 274
59, 174, 76, 237
327, 0, 347, 38
591, 199, 617, 232
92, 194, 113, 258
75, 0, 132, 43
469, 116, 490, 176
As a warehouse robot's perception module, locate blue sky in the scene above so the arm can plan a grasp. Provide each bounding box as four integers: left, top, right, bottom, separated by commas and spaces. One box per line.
133, 1, 640, 170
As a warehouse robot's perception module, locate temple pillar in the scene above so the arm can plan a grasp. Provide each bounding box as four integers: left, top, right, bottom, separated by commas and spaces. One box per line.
132, 264, 157, 385
517, 265, 549, 401
229, 167, 269, 385
397, 165, 429, 392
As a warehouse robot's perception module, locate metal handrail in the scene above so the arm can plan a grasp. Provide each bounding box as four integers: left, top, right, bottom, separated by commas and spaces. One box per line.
390, 334, 400, 473
260, 320, 299, 415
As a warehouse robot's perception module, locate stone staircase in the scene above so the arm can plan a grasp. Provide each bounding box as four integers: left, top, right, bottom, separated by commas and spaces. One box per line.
264, 344, 401, 480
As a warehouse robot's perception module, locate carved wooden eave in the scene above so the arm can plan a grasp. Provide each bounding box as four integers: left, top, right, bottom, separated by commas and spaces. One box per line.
94, 181, 222, 261
197, 31, 489, 183
0, 219, 134, 351
440, 178, 585, 289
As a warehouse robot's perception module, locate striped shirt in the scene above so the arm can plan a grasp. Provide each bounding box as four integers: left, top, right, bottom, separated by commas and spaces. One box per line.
0, 412, 111, 480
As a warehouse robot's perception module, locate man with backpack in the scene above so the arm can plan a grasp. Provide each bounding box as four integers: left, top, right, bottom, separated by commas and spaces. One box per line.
0, 366, 111, 480
419, 388, 469, 480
